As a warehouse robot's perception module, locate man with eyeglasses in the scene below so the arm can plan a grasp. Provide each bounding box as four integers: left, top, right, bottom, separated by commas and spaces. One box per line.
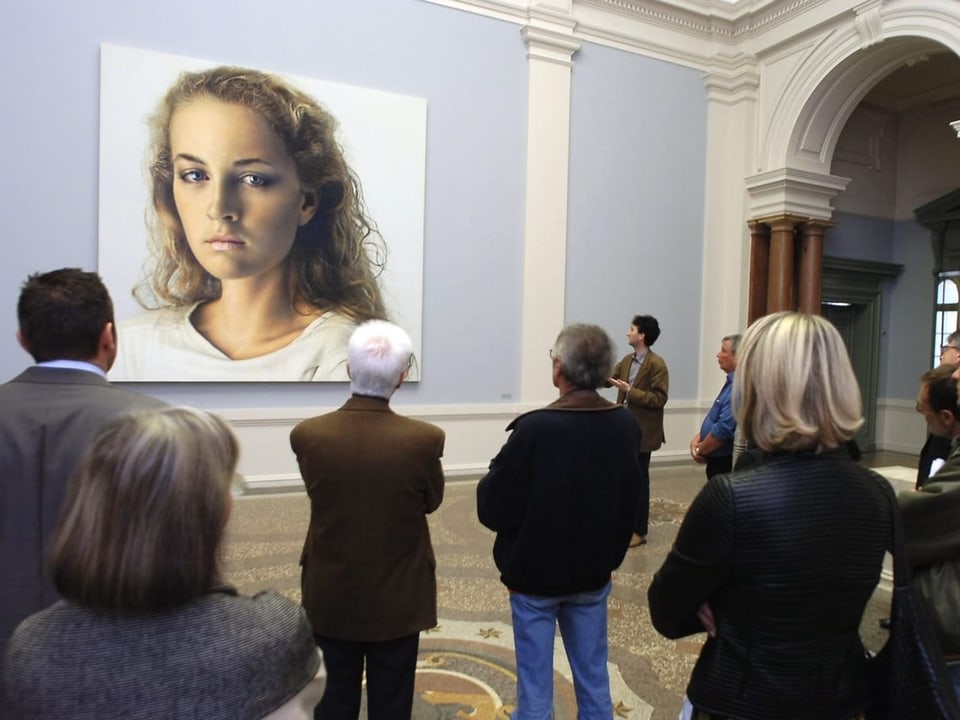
478, 323, 640, 720
917, 330, 960, 487
899, 362, 960, 697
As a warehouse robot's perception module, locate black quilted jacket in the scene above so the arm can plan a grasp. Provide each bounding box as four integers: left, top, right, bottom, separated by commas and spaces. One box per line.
649, 452, 893, 720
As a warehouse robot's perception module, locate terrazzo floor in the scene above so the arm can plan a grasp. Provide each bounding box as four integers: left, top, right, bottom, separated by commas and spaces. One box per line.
223, 452, 914, 720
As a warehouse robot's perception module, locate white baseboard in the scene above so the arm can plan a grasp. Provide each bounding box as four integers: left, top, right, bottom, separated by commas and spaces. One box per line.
221, 401, 710, 493
232, 398, 921, 493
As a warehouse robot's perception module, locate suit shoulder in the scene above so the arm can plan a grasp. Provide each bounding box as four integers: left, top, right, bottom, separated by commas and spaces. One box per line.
396, 413, 445, 439
106, 385, 167, 408
290, 412, 337, 438
647, 350, 668, 369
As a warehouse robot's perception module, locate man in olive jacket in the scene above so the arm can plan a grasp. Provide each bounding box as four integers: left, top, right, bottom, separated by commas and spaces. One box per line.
291, 320, 444, 720
609, 314, 668, 547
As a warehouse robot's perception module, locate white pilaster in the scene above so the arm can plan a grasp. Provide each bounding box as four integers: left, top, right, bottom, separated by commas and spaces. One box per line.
519, 10, 579, 406
697, 64, 758, 393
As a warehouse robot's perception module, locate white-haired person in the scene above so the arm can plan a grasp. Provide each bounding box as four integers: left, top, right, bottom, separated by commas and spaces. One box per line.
291, 320, 444, 720
1, 407, 326, 719
649, 311, 892, 720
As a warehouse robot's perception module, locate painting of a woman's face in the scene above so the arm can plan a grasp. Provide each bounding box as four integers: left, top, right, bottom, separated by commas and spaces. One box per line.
169, 98, 317, 284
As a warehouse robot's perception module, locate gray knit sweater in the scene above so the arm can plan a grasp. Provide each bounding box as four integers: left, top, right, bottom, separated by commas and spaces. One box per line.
1, 589, 320, 719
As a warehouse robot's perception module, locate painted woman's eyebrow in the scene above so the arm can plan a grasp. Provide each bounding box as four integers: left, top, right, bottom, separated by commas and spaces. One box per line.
172, 153, 276, 169
233, 157, 277, 168
173, 152, 206, 164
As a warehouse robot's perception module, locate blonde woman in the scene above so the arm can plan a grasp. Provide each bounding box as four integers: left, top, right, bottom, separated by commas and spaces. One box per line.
649, 312, 892, 720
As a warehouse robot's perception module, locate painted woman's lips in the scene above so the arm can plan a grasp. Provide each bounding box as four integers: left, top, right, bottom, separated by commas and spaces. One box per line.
207, 236, 245, 251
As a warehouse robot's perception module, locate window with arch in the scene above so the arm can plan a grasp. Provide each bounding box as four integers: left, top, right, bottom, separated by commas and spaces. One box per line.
934, 275, 960, 367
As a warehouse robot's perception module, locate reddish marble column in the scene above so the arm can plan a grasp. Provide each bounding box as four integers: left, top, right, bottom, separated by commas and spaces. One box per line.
797, 220, 832, 314
747, 220, 770, 324
766, 217, 800, 313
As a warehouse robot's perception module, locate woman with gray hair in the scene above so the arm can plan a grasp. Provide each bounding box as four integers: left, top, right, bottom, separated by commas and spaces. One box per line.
649, 311, 892, 720
2, 407, 326, 719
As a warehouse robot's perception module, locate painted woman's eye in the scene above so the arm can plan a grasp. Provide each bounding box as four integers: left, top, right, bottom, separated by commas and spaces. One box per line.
179, 169, 207, 183
240, 174, 270, 187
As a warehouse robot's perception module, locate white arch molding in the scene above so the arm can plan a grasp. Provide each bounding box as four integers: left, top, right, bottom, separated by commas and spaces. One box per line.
748, 0, 960, 220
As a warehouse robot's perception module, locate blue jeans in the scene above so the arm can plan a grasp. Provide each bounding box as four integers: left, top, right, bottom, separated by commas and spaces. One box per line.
509, 581, 613, 720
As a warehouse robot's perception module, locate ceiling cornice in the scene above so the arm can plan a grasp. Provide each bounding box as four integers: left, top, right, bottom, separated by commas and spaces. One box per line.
582, 0, 846, 41
421, 0, 838, 41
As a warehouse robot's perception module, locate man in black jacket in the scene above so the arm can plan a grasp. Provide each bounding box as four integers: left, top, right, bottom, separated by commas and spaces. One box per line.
901, 363, 960, 696
477, 323, 639, 720
917, 334, 960, 487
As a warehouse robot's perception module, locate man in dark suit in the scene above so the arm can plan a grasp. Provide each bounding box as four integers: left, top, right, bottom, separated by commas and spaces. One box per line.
291, 320, 445, 720
609, 314, 669, 547
0, 268, 164, 651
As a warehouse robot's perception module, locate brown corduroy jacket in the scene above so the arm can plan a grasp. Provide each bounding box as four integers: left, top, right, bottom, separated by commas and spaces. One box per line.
291, 395, 445, 642
613, 349, 668, 452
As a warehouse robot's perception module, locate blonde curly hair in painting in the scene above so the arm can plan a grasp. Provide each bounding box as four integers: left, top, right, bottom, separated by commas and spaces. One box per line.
135, 65, 386, 323
734, 311, 863, 452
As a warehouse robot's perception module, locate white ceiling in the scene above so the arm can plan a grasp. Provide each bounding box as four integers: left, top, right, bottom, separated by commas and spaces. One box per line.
862, 50, 960, 112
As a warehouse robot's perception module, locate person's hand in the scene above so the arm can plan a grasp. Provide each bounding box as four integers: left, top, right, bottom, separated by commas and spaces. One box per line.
689, 435, 704, 463
697, 602, 717, 637
609, 377, 630, 392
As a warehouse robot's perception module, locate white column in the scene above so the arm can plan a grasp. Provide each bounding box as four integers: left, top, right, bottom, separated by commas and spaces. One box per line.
519, 11, 579, 407
698, 65, 758, 394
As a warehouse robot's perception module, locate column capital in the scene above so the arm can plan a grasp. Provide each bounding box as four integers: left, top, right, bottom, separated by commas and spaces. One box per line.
801, 218, 836, 232
752, 213, 808, 230
522, 26, 580, 65
746, 169, 850, 221
522, 7, 579, 66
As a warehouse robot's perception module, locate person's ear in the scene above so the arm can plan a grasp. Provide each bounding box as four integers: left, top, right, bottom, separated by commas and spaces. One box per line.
298, 191, 319, 226
346, 362, 352, 380
15, 329, 29, 354
100, 322, 117, 355
98, 322, 118, 372
396, 369, 408, 390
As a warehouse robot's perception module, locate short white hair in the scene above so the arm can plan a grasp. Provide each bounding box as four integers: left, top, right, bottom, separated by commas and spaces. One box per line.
348, 320, 413, 398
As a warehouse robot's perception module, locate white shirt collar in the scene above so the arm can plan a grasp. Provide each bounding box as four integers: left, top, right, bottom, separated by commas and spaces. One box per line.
37, 359, 107, 379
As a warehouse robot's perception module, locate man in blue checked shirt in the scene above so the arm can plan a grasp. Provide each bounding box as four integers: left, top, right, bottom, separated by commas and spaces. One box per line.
689, 334, 740, 478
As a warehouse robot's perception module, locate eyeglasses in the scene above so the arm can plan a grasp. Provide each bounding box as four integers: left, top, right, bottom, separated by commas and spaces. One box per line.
941, 345, 960, 355
549, 348, 558, 360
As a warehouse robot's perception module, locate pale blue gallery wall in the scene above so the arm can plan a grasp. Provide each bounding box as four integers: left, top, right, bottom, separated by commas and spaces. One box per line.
566, 42, 707, 401
827, 211, 934, 400
886, 219, 937, 398
827, 212, 895, 263
0, 0, 527, 407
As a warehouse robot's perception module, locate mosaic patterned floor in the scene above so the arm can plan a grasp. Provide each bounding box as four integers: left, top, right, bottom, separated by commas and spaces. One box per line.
224, 454, 911, 720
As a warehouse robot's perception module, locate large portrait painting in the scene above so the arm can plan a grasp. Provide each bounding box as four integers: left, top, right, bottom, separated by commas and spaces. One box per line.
97, 44, 426, 382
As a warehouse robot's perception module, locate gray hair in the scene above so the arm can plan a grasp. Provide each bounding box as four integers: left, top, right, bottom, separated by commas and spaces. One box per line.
552, 323, 616, 389
50, 407, 238, 614
722, 333, 742, 355
348, 320, 413, 398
